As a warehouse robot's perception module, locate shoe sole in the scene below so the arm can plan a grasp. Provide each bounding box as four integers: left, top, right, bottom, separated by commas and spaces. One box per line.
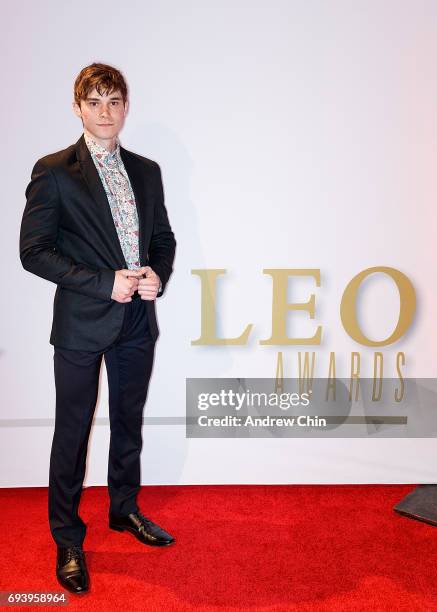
109, 523, 175, 546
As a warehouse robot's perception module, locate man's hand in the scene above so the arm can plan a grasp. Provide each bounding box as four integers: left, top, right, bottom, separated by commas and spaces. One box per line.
111, 269, 143, 303
136, 266, 161, 301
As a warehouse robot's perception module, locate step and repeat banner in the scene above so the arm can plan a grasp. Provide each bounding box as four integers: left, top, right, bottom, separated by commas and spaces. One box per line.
2, 0, 437, 486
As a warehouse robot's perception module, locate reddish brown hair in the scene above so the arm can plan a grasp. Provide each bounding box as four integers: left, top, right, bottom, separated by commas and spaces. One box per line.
74, 63, 128, 106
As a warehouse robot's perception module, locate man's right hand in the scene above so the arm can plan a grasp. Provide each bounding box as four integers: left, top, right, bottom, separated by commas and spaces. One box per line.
111, 269, 144, 303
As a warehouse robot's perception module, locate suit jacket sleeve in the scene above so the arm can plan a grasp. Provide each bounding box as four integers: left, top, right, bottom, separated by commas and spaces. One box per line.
148, 163, 176, 298
20, 159, 115, 301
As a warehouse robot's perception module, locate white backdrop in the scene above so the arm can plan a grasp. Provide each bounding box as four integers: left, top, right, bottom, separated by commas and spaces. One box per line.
1, 0, 437, 487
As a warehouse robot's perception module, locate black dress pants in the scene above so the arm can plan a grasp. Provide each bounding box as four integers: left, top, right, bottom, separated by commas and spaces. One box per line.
48, 294, 156, 547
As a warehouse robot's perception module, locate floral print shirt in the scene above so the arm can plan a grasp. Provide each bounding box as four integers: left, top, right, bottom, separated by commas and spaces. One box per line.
84, 129, 141, 270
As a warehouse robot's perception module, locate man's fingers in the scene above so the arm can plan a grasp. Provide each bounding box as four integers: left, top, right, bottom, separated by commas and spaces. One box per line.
120, 266, 156, 281
138, 289, 158, 300
138, 288, 158, 296
132, 266, 150, 277
138, 266, 157, 277
138, 276, 159, 286
120, 269, 134, 277
121, 268, 144, 278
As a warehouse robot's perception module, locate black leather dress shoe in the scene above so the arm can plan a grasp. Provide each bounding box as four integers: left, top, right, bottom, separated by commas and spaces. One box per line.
56, 545, 89, 595
109, 511, 175, 546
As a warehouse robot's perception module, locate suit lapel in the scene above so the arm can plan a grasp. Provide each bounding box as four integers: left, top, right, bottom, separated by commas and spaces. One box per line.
75, 134, 127, 268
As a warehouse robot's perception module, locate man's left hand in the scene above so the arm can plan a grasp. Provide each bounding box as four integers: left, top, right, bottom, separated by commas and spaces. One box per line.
135, 266, 161, 300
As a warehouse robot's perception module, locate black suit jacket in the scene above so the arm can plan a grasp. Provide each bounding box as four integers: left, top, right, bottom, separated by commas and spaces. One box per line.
20, 133, 176, 351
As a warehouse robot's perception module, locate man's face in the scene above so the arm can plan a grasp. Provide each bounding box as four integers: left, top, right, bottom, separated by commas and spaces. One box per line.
73, 87, 128, 144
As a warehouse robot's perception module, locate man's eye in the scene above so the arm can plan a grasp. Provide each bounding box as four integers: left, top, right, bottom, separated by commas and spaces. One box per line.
111, 101, 119, 105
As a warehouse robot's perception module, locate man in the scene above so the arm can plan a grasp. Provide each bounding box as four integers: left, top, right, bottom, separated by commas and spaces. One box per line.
19, 63, 176, 595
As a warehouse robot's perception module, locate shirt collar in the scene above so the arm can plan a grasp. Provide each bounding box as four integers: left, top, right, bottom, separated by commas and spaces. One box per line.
83, 129, 121, 166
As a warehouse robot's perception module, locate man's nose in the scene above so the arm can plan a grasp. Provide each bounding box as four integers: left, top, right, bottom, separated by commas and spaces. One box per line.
99, 106, 110, 117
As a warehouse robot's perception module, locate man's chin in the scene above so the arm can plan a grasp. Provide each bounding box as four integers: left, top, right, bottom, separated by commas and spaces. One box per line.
88, 126, 119, 140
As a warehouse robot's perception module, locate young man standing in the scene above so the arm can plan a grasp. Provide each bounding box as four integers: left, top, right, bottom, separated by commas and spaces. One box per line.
19, 63, 176, 595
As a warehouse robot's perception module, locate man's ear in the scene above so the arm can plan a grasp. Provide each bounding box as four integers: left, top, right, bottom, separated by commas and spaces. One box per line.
124, 99, 129, 116
72, 100, 82, 119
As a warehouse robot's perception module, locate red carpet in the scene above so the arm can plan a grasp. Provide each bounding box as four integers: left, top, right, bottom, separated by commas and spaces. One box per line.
0, 485, 436, 610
